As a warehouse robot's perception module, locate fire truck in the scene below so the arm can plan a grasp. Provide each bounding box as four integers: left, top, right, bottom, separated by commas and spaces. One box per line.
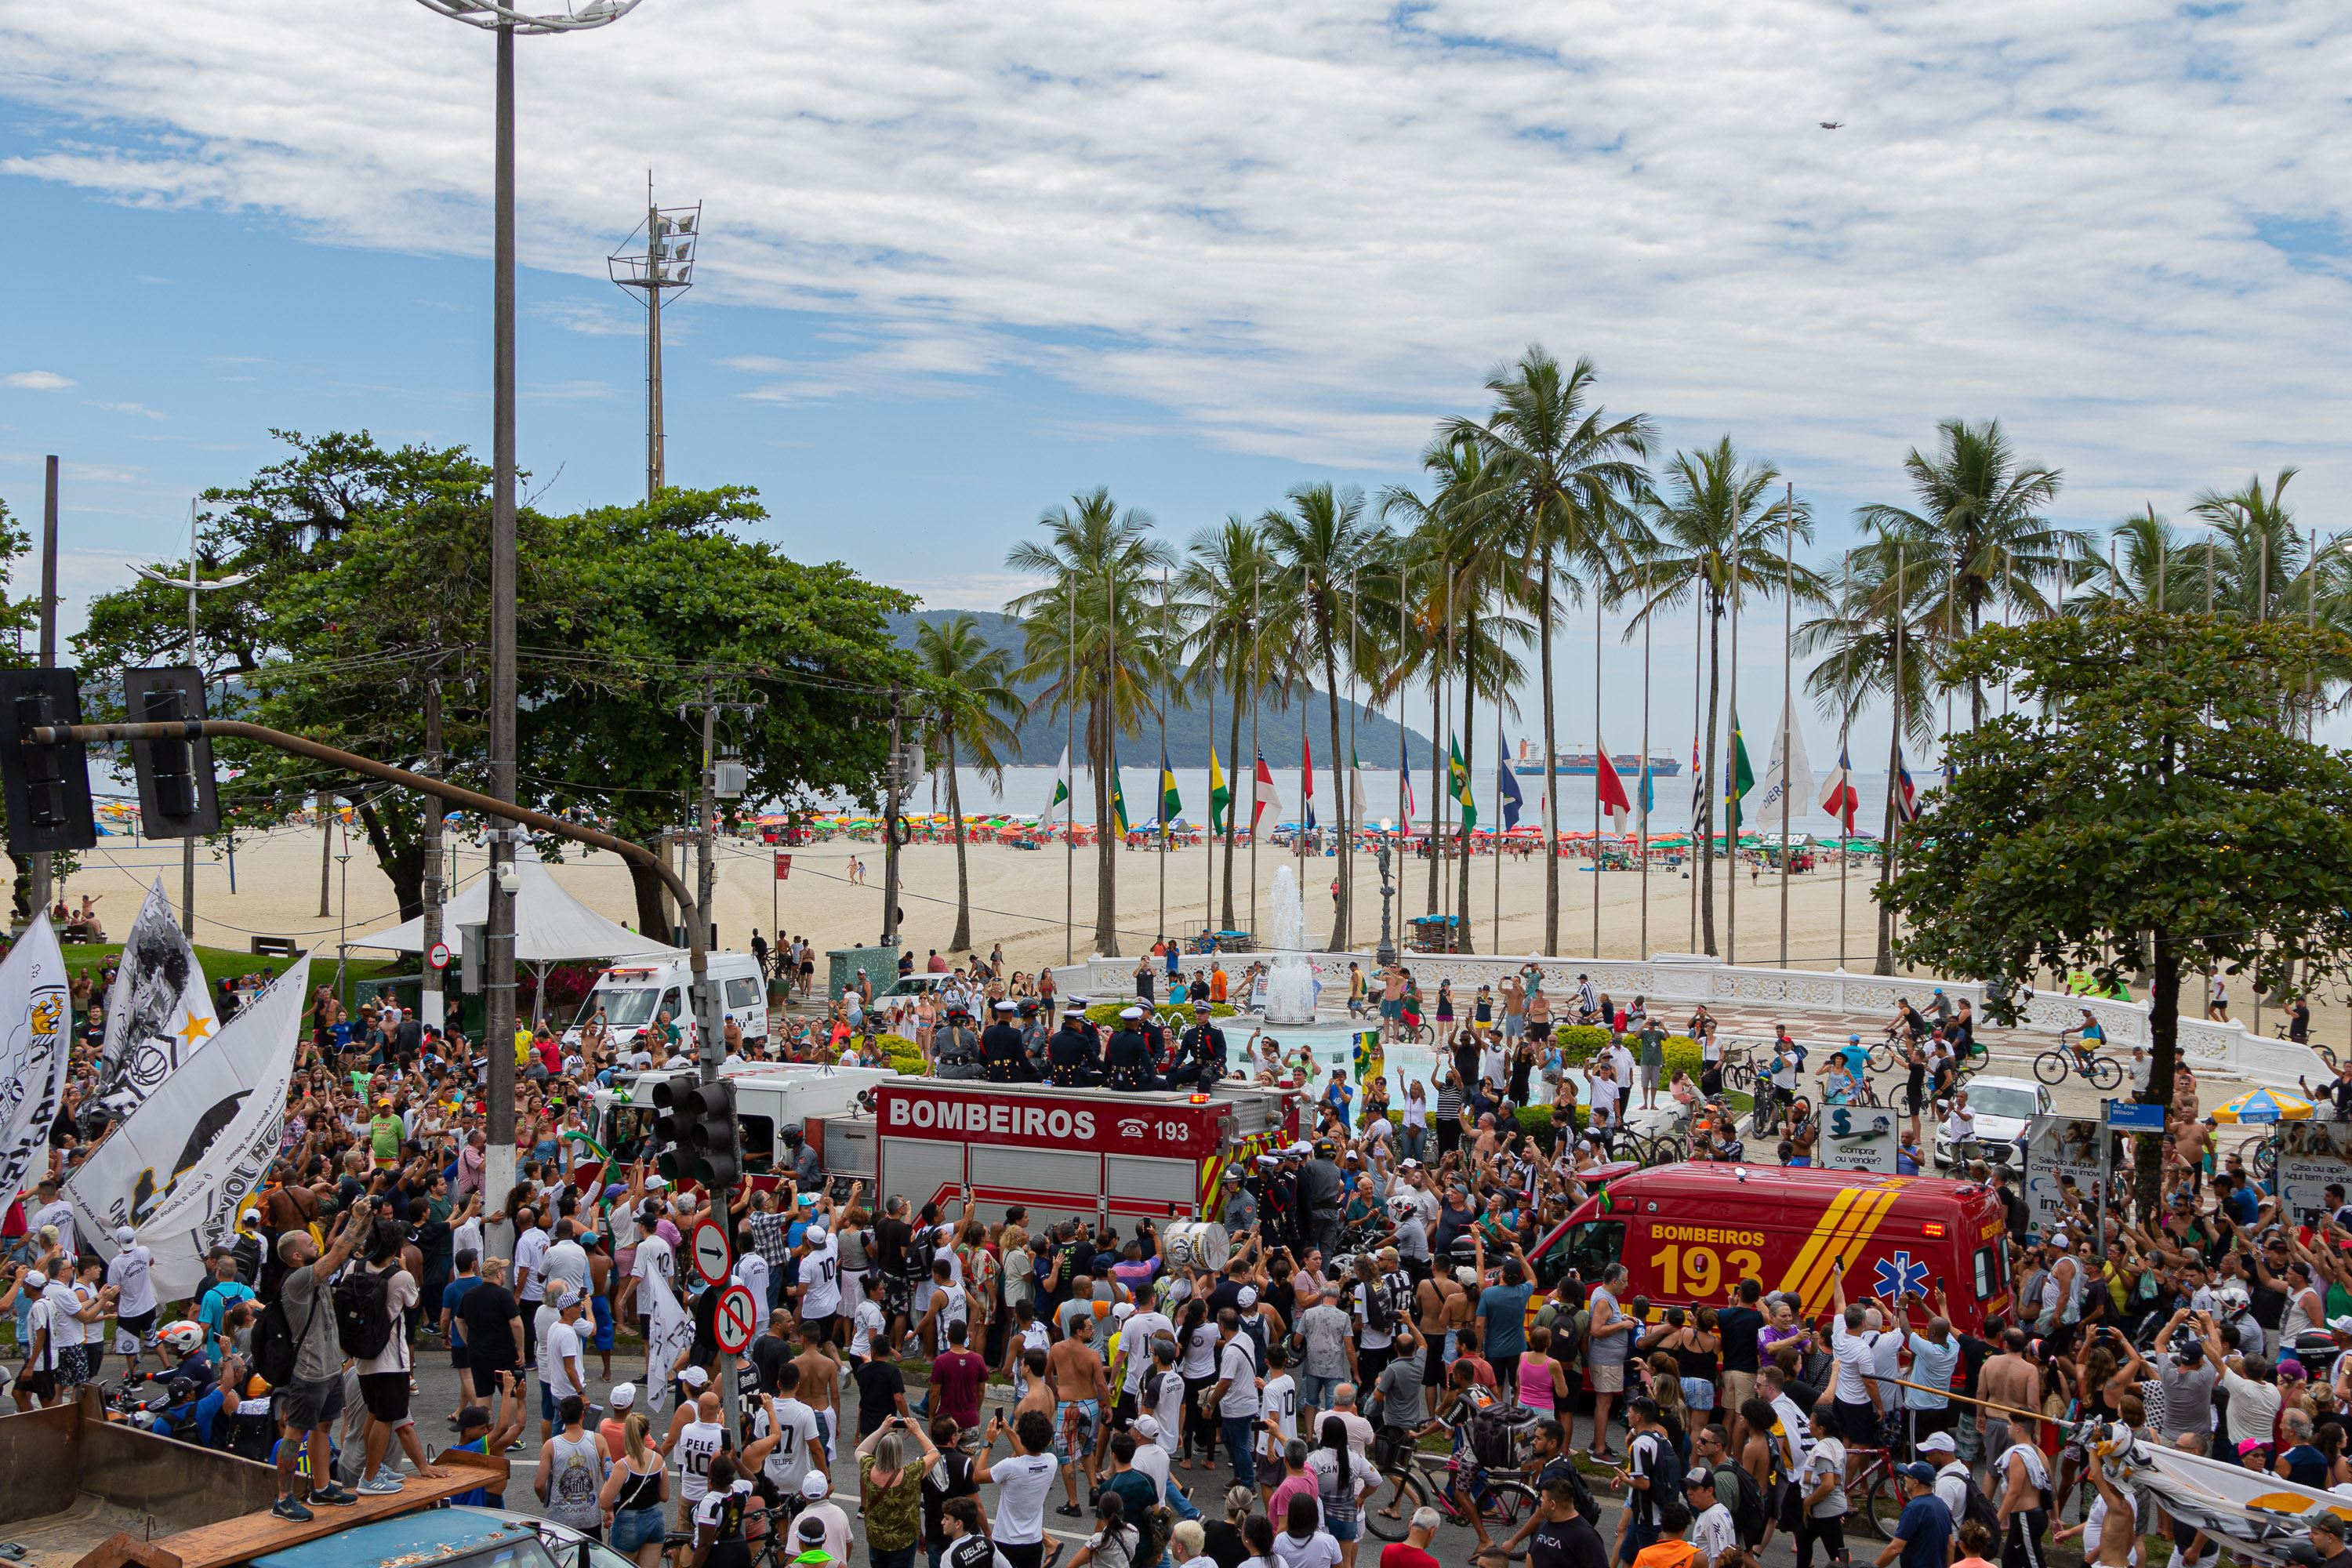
811, 1079, 1305, 1237
580, 1062, 898, 1191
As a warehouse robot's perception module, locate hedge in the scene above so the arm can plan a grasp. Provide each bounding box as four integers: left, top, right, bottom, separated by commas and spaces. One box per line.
1549, 1025, 1704, 1080
1083, 1001, 1238, 1026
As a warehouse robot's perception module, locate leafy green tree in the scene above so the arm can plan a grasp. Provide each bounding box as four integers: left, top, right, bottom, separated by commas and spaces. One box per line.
914, 615, 1022, 953
1176, 517, 1279, 931
1443, 347, 1653, 954
1005, 489, 1176, 957
1886, 611, 2352, 1211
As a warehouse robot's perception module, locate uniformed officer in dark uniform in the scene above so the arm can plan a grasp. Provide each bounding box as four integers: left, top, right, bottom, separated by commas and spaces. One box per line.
1171, 1003, 1227, 1088
1297, 1138, 1346, 1258
1218, 1165, 1257, 1231
1105, 1006, 1158, 1091
982, 1000, 1034, 1082
1263, 1146, 1305, 1250
935, 1008, 985, 1080
1047, 1014, 1102, 1086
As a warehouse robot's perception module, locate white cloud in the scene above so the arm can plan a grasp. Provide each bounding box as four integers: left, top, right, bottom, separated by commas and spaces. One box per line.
4, 0, 2352, 526
2, 372, 75, 390
86, 401, 165, 419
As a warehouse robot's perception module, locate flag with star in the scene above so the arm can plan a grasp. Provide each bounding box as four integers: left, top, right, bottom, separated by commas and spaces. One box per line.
1207, 747, 1232, 836
93, 877, 220, 1117
1447, 731, 1477, 833
1159, 745, 1182, 833
1109, 761, 1131, 835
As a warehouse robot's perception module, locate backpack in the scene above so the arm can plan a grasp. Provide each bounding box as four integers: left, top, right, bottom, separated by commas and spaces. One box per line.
1714, 1458, 1767, 1545
253, 1288, 315, 1388
1956, 1467, 2000, 1534
1639, 1432, 1686, 1526
1468, 1403, 1517, 1470
332, 1264, 399, 1361
1363, 1279, 1394, 1335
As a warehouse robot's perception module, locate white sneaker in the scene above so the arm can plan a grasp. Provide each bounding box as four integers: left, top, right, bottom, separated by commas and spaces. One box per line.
358, 1474, 404, 1495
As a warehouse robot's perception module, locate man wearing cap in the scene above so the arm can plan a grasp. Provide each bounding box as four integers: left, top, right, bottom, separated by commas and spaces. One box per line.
982, 1000, 1033, 1083
534, 1286, 590, 1450
1047, 1010, 1101, 1087
107, 1225, 158, 1379
1105, 1008, 1157, 1091
1918, 1430, 1969, 1528
1171, 1004, 1227, 1088
1298, 1139, 1345, 1259
1875, 1462, 1953, 1568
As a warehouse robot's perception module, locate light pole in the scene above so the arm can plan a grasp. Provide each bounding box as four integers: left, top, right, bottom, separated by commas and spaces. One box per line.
410, 0, 644, 1273
132, 501, 252, 938
1374, 818, 1397, 969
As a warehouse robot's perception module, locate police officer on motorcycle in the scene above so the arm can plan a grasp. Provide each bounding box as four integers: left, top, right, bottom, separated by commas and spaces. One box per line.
1297, 1138, 1346, 1258
1105, 1007, 1158, 1091
935, 1008, 985, 1080
1171, 1003, 1227, 1087
982, 1000, 1034, 1082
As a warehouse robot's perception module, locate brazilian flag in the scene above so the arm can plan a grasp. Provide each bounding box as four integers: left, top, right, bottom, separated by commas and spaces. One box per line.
1110, 764, 1131, 834
1160, 745, 1181, 832
1725, 711, 1755, 840
1208, 749, 1232, 836
1447, 732, 1478, 833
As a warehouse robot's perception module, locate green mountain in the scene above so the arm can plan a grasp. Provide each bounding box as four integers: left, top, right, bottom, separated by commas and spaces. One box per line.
888, 609, 1434, 769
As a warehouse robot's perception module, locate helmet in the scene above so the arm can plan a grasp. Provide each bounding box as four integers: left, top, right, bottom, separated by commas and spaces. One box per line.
158, 1320, 205, 1356
1313, 1138, 1337, 1160
2216, 1283, 2253, 1316
164, 1377, 198, 1406
1388, 1196, 1420, 1220
782, 1122, 804, 1140
1450, 1236, 1483, 1265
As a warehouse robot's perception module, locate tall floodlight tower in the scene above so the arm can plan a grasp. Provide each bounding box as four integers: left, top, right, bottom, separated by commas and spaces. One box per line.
610, 183, 702, 501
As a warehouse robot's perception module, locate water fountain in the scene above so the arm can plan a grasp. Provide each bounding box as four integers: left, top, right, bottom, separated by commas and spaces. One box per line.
1261, 866, 1319, 1024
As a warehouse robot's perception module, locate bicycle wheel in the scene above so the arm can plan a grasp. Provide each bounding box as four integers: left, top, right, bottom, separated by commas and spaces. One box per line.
1481, 1478, 1541, 1533
2256, 1138, 2279, 1181
2320, 1043, 2340, 1070
2033, 1051, 2067, 1085
1857, 1464, 1898, 1540
1364, 1472, 1429, 1541
1726, 1061, 1754, 1092
2087, 1056, 2124, 1090
1867, 1042, 1895, 1073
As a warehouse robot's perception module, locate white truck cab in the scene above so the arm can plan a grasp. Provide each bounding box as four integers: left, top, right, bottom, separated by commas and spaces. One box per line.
562, 951, 770, 1054
587, 1062, 896, 1182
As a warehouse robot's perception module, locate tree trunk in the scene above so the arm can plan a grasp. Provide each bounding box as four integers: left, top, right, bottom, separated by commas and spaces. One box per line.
354, 799, 426, 920
1874, 712, 1900, 975
318, 789, 333, 917
1094, 693, 1120, 956
1700, 592, 1721, 957
629, 850, 670, 938
1325, 646, 1349, 952
947, 727, 972, 953
1222, 674, 1243, 931
1969, 596, 1985, 731
1541, 556, 1559, 955
2135, 923, 2180, 1217
1456, 677, 1476, 953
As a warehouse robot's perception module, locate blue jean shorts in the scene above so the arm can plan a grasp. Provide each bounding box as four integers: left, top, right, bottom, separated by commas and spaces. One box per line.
1300, 1372, 1341, 1412
610, 1507, 666, 1554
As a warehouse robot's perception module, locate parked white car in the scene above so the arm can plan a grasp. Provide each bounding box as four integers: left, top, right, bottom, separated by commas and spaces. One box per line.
1935, 1074, 2052, 1171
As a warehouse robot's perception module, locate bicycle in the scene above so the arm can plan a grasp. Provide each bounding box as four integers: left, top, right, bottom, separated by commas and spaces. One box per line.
2274, 1024, 2339, 1069
2034, 1045, 2124, 1090
1363, 1429, 1541, 1544
1842, 1446, 1907, 1538
1719, 1046, 1755, 1094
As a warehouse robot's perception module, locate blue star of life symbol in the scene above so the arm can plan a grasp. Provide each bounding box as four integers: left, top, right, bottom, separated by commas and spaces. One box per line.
1875, 1250, 1930, 1299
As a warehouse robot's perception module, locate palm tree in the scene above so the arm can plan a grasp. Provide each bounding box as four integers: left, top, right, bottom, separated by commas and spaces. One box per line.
1621, 438, 1821, 956
1177, 517, 1279, 932
914, 615, 1023, 954
2190, 470, 2303, 623
1443, 347, 1653, 955
1005, 488, 1177, 956
2074, 506, 2192, 612
1853, 418, 2085, 725
1260, 482, 1390, 949
1795, 528, 1945, 975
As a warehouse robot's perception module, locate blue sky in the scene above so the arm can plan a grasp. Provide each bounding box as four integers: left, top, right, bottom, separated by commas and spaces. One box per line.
5, 0, 2352, 767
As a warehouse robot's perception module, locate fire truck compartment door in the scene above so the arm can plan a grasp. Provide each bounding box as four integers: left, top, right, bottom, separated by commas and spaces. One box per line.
1106, 1155, 1198, 1209
970, 1145, 1102, 1232
882, 1136, 966, 1214
818, 1116, 877, 1181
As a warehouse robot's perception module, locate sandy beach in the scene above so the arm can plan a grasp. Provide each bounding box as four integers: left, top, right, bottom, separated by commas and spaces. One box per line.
55, 821, 2339, 1054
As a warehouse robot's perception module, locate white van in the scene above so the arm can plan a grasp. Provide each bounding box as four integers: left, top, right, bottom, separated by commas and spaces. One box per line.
561, 951, 770, 1054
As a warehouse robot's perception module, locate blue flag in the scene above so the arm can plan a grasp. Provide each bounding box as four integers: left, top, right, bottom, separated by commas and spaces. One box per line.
1639, 754, 1655, 818
1497, 733, 1524, 829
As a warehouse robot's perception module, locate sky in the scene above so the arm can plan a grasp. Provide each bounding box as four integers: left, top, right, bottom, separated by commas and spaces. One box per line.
3, 0, 2350, 769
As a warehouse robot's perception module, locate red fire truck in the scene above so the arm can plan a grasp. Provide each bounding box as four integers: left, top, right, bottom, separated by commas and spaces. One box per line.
811, 1080, 1304, 1238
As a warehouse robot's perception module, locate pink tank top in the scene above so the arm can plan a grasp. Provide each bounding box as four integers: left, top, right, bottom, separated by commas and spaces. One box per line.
1519, 1352, 1555, 1410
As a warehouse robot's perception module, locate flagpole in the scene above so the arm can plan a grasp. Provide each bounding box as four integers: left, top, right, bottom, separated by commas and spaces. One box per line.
1640, 562, 1650, 962
1250, 562, 1260, 945
1691, 586, 1701, 955
1159, 567, 1170, 948
1348, 569, 1359, 953
1727, 530, 1740, 967
1838, 554, 1850, 972
1398, 565, 1409, 882
1109, 561, 1119, 955
1592, 565, 1603, 960
1780, 483, 1794, 969
1436, 557, 1450, 923
1889, 540, 1905, 977
1493, 731, 1503, 950
1206, 610, 1216, 936
1066, 575, 1076, 965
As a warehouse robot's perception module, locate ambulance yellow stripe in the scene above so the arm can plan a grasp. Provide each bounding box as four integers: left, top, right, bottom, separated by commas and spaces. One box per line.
1796, 1186, 1904, 1312
1775, 1185, 1864, 1298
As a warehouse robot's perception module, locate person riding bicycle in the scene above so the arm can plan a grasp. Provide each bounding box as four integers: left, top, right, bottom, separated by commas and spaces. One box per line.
2067, 1010, 2107, 1069
1407, 1358, 1505, 1555
1767, 1036, 1800, 1123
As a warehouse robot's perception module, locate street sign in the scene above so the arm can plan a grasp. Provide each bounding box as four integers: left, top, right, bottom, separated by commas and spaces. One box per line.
691, 1218, 731, 1287
713, 1283, 757, 1355
2104, 1100, 2167, 1133
774, 853, 790, 881
427, 942, 452, 971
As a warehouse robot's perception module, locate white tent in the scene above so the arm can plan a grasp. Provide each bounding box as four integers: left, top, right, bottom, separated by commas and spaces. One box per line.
353, 852, 679, 1019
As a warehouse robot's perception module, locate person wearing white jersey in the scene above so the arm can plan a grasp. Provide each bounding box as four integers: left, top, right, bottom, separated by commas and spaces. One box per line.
975, 1407, 1061, 1568
1119, 1300, 1175, 1424
107, 1226, 158, 1373
796, 1221, 842, 1343
749, 1378, 823, 1508
666, 1388, 734, 1534
848, 1272, 888, 1363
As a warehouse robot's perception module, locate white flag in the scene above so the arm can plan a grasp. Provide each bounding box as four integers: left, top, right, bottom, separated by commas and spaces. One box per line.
644, 1275, 696, 1414
94, 878, 220, 1117
70, 959, 309, 1301
1752, 691, 1814, 836
1044, 746, 1073, 828
0, 916, 71, 1203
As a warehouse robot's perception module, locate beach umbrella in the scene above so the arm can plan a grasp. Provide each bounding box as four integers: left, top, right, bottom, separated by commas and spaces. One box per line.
2211, 1087, 2314, 1123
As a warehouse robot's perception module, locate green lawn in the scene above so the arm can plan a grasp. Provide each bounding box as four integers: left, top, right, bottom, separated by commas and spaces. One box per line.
53, 940, 404, 991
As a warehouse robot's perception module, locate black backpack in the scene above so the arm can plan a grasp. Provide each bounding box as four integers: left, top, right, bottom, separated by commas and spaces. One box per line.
1958, 1468, 2000, 1534
1469, 1403, 1517, 1470
254, 1282, 322, 1388
1639, 1432, 1686, 1526
1714, 1458, 1767, 1544
333, 1265, 398, 1361
1363, 1279, 1394, 1335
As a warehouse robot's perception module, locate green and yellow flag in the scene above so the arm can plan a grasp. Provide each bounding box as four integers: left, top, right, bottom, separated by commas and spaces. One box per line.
1109, 764, 1131, 834
1160, 746, 1181, 831
1724, 711, 1755, 840
1447, 731, 1478, 833
1208, 748, 1232, 836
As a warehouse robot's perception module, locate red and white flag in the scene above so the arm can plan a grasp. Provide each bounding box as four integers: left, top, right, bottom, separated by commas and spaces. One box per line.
1818, 742, 1860, 833
1594, 731, 1632, 836
1301, 735, 1316, 832
1252, 746, 1282, 834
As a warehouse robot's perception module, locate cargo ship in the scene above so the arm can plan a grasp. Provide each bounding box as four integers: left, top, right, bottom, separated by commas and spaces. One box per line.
1509, 741, 1682, 777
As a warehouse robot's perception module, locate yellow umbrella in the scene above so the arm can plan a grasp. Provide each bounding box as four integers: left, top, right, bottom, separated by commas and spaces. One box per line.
2211, 1087, 2314, 1123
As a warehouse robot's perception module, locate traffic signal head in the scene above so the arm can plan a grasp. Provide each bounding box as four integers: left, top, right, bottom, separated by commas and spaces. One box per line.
652, 1076, 691, 1183
0, 668, 96, 855
686, 1080, 741, 1189
123, 667, 220, 839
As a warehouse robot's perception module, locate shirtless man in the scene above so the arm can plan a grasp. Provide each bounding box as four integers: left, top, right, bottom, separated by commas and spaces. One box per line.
1047, 1310, 1111, 1514
1014, 1345, 1057, 1424
792, 1318, 843, 1464
586, 1239, 615, 1380
1415, 1258, 1468, 1393
1976, 1327, 2042, 1489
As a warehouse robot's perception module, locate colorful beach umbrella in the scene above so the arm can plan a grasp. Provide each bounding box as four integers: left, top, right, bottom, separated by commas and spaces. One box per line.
2211, 1088, 2314, 1123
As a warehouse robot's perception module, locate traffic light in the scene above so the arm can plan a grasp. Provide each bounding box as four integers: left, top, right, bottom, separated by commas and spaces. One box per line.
684, 1080, 742, 1189
123, 666, 220, 839
0, 668, 96, 855
651, 1077, 691, 1183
